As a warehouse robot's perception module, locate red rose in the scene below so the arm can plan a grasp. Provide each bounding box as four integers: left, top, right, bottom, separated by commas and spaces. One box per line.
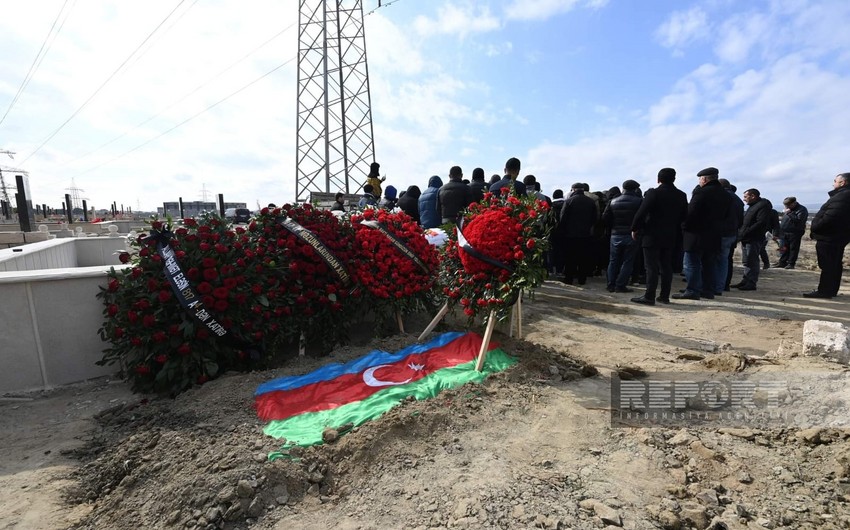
143, 315, 156, 327
215, 244, 227, 254
137, 299, 151, 310
151, 221, 163, 230
199, 242, 211, 251
113, 327, 124, 338
131, 267, 142, 278
197, 282, 212, 294
154, 354, 167, 363
131, 337, 143, 346
139, 248, 150, 257
107, 304, 119, 316
213, 287, 229, 299
214, 300, 228, 312
127, 310, 138, 323
202, 258, 217, 268
152, 331, 167, 342
108, 279, 120, 292
177, 343, 191, 355
526, 239, 536, 249
135, 365, 151, 375
158, 290, 172, 303
203, 268, 218, 281
119, 252, 131, 264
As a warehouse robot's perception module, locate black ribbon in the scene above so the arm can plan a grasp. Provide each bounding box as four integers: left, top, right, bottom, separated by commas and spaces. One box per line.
146, 229, 261, 359
278, 217, 352, 286
360, 220, 429, 273
456, 218, 514, 273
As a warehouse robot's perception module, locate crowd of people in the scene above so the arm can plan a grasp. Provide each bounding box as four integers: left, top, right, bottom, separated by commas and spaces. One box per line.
336, 158, 850, 302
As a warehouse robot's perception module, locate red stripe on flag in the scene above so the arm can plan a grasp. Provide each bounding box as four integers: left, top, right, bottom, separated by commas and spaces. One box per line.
256, 333, 495, 421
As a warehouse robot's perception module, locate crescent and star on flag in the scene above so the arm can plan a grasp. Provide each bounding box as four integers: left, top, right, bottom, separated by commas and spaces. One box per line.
363, 362, 425, 387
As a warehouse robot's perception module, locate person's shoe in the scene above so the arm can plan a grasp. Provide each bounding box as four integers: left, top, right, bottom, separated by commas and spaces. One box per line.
737, 285, 757, 291
631, 296, 655, 306
656, 297, 671, 304
803, 290, 832, 299
772, 262, 786, 268
723, 286, 731, 292
615, 287, 634, 293
700, 292, 715, 299
577, 278, 586, 285
606, 286, 616, 292
714, 291, 722, 296
672, 291, 700, 300
731, 282, 745, 288
762, 263, 770, 270
784, 265, 795, 270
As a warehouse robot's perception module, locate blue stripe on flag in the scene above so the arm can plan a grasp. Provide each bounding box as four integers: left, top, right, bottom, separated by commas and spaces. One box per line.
254, 331, 466, 396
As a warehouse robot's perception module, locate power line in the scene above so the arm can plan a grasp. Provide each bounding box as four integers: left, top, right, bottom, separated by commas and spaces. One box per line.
20, 0, 189, 166
365, 0, 404, 16
65, 21, 296, 167
71, 55, 296, 179
0, 0, 75, 126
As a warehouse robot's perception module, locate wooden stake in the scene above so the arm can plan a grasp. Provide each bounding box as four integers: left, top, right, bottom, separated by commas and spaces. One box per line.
475, 309, 498, 371
516, 294, 523, 340
509, 303, 516, 338
298, 332, 306, 357
417, 302, 449, 342
396, 311, 405, 334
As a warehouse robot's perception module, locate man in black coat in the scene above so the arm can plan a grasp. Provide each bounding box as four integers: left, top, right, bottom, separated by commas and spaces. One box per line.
397, 185, 421, 223
630, 168, 688, 305
673, 167, 733, 300
557, 183, 599, 285
489, 157, 527, 196
804, 173, 850, 298
602, 179, 643, 292
468, 168, 488, 204
775, 196, 808, 269
437, 166, 471, 224
734, 189, 774, 291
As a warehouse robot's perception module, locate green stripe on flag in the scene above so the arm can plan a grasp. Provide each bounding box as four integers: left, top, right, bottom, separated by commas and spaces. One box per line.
265, 348, 516, 457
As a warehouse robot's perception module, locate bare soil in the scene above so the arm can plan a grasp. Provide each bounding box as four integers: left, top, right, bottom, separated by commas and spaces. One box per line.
2, 240, 850, 530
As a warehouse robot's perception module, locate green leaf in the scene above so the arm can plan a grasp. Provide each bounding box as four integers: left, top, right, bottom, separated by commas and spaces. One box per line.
204, 360, 219, 376
258, 295, 269, 307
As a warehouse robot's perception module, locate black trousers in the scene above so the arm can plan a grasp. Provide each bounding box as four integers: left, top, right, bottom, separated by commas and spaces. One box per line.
816, 240, 848, 296
778, 232, 804, 267
563, 236, 595, 283
643, 246, 673, 300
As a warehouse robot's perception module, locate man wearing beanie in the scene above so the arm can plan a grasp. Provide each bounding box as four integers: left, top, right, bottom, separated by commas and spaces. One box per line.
674, 167, 733, 300
437, 166, 471, 224
365, 161, 386, 199
775, 197, 808, 269
469, 167, 488, 204
379, 185, 398, 210
602, 179, 643, 293
630, 168, 688, 305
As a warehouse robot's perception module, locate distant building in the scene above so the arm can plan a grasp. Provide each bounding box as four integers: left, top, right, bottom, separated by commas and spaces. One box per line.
157, 201, 247, 218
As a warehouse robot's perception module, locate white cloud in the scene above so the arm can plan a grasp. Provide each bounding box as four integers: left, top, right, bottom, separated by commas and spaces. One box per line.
504, 0, 604, 21
413, 4, 500, 39
655, 7, 709, 54
715, 12, 769, 63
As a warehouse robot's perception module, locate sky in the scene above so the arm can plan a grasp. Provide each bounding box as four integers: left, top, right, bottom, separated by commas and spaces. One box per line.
0, 0, 848, 213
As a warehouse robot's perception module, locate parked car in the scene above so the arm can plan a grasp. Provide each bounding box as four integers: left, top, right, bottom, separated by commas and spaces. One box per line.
224, 207, 251, 224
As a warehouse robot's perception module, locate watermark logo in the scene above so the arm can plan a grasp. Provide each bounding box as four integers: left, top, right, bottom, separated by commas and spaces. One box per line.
610, 373, 801, 428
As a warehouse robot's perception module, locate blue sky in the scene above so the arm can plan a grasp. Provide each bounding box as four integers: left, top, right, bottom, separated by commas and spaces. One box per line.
0, 0, 848, 212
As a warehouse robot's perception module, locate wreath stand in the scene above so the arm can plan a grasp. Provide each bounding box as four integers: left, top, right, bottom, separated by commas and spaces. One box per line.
417, 294, 522, 371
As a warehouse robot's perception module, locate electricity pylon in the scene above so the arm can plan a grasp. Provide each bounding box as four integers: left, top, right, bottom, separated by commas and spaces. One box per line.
295, 0, 376, 203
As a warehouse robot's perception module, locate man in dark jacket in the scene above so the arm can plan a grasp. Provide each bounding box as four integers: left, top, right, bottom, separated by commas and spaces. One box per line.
804, 173, 850, 298
735, 189, 773, 291
437, 166, 471, 224
630, 168, 688, 305
397, 185, 421, 223
330, 191, 347, 212
718, 179, 745, 292
775, 197, 808, 269
418, 176, 443, 229
379, 185, 398, 210
558, 183, 599, 285
469, 168, 488, 204
489, 157, 527, 196
673, 167, 733, 300
602, 179, 643, 292
549, 189, 566, 274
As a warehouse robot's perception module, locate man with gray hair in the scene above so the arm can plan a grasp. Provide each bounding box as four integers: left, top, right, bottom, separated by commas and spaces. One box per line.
804, 173, 850, 298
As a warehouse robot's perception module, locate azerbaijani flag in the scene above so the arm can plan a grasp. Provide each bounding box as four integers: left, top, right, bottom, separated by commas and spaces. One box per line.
255, 332, 516, 450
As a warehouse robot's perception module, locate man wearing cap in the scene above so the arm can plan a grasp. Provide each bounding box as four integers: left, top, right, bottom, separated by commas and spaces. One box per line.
557, 183, 599, 285
630, 168, 688, 305
734, 189, 774, 291
674, 167, 733, 300
775, 197, 808, 269
437, 166, 471, 224
602, 180, 643, 292
804, 173, 850, 298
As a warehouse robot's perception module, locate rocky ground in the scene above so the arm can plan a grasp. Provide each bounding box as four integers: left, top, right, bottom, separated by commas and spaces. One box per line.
2, 239, 850, 530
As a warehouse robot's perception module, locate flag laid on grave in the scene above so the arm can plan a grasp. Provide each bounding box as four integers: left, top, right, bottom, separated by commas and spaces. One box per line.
255, 332, 515, 450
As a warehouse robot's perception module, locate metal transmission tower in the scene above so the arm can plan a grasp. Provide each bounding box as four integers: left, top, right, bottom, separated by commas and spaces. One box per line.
296, 0, 376, 203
